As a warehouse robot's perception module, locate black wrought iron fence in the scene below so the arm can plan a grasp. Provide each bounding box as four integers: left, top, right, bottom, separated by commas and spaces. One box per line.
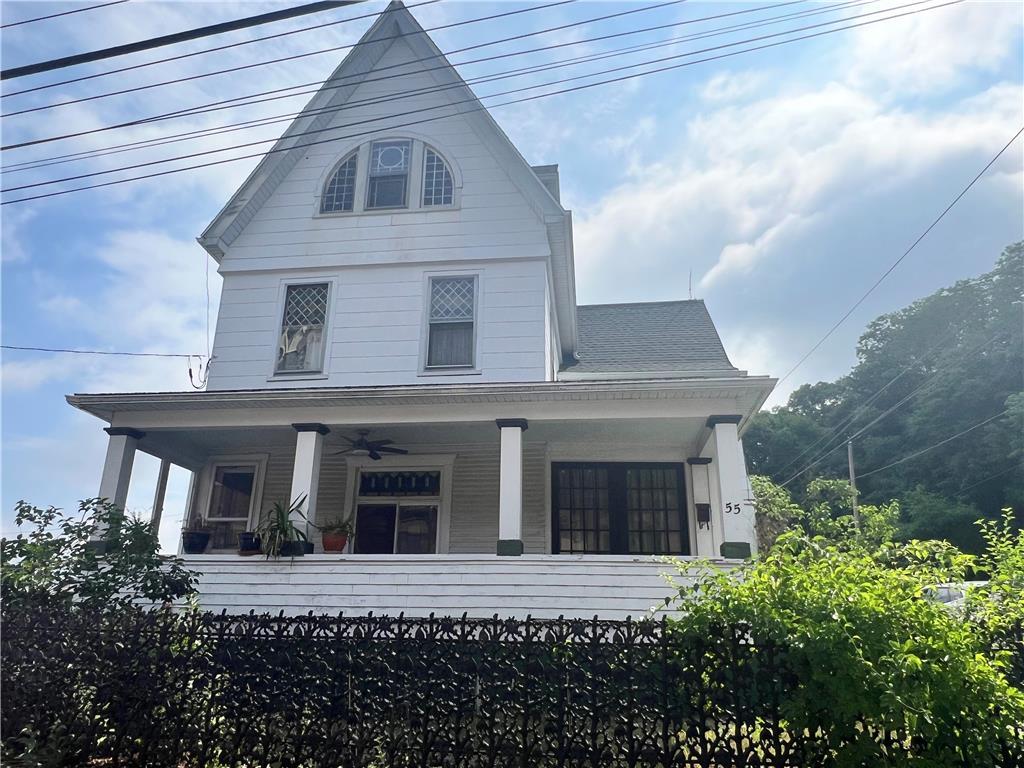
2, 603, 1021, 768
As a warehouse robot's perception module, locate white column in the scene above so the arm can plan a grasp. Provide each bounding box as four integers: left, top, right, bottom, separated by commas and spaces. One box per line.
289, 423, 328, 536
150, 458, 171, 533
496, 418, 527, 556
98, 427, 144, 511
687, 458, 717, 558
705, 416, 757, 558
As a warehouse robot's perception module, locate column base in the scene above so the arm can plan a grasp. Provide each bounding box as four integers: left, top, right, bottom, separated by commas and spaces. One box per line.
496, 539, 524, 556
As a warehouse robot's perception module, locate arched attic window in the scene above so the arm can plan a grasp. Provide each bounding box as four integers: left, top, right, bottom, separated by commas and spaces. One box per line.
422, 147, 454, 207
321, 152, 358, 213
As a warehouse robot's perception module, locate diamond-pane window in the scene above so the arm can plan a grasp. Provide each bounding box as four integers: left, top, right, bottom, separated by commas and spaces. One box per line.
422, 148, 454, 207
277, 283, 329, 373
427, 277, 475, 368
321, 153, 357, 213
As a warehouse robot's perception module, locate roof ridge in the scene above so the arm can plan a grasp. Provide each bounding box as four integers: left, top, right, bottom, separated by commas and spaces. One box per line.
577, 299, 706, 309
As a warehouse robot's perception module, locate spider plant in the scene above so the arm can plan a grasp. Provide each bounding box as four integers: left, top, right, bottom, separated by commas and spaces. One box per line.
257, 495, 309, 558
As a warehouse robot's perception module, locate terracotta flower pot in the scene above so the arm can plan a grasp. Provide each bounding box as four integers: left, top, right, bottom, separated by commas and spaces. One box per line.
322, 532, 349, 553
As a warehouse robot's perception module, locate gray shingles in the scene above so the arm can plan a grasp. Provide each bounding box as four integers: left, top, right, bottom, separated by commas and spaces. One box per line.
564, 300, 738, 374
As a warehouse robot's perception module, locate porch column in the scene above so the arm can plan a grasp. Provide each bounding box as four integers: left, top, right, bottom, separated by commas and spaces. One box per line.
705, 415, 756, 558
94, 427, 144, 538
290, 423, 328, 535
495, 419, 528, 556
687, 458, 717, 558
150, 458, 171, 533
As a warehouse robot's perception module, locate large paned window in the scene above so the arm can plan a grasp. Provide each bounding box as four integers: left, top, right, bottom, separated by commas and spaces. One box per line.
353, 470, 440, 554
422, 148, 454, 206
551, 462, 688, 555
365, 139, 411, 209
426, 276, 475, 368
206, 464, 257, 549
321, 153, 357, 212
276, 283, 329, 373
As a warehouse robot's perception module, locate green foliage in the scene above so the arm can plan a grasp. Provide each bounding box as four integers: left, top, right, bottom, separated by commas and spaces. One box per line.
670, 531, 1024, 766
748, 242, 1024, 549
256, 495, 309, 558
0, 499, 196, 610
317, 514, 354, 535
966, 509, 1024, 639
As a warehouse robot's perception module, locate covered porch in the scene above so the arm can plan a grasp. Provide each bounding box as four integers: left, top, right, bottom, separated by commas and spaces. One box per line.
68, 378, 772, 618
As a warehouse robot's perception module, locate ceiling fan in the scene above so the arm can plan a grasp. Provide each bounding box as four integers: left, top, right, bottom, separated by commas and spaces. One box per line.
331, 430, 408, 461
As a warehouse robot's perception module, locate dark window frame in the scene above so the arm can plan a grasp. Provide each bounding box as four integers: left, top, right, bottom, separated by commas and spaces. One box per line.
550, 461, 689, 556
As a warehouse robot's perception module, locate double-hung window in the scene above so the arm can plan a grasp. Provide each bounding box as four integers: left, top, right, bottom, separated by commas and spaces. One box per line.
206, 464, 258, 549
366, 139, 411, 209
427, 276, 476, 368
276, 283, 329, 374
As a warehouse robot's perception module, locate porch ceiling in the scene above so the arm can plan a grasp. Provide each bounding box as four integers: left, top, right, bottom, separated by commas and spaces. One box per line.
129, 417, 713, 470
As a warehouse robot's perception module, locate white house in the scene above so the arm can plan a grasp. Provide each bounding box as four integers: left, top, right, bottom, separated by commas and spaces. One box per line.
68, 1, 775, 619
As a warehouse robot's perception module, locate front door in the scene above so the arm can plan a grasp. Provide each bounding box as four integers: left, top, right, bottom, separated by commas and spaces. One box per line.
551, 462, 689, 555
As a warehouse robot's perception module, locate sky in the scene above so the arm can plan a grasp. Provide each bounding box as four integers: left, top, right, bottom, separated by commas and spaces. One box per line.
1, 0, 1022, 550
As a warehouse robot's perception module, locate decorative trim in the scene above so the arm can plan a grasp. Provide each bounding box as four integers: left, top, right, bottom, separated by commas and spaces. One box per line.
706, 415, 743, 428
496, 539, 524, 556
495, 418, 529, 431
104, 427, 145, 440
686, 457, 712, 465
292, 423, 330, 435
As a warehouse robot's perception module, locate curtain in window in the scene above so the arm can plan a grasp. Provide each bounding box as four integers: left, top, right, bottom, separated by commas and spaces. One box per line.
427, 276, 475, 367
276, 284, 328, 373
427, 322, 473, 367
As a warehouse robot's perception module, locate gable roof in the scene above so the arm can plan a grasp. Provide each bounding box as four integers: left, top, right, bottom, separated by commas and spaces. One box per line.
564, 300, 740, 375
197, 0, 577, 354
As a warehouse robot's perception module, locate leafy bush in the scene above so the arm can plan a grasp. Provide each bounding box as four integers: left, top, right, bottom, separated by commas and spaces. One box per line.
0, 498, 196, 610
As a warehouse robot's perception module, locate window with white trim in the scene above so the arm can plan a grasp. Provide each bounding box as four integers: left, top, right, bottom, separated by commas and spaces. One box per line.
353, 470, 441, 554
276, 283, 329, 374
321, 153, 357, 212
206, 464, 257, 549
422, 148, 453, 206
366, 139, 411, 209
427, 276, 475, 368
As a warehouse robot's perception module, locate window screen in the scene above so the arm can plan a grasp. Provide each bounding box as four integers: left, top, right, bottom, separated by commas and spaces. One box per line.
427, 276, 475, 368
276, 283, 328, 373
321, 153, 357, 212
422, 148, 454, 206
366, 140, 411, 209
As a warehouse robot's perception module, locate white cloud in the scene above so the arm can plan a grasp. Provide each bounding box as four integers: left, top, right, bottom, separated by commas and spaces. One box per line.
700, 71, 767, 103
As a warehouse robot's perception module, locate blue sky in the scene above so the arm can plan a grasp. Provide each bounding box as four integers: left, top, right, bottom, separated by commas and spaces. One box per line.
1, 0, 1021, 550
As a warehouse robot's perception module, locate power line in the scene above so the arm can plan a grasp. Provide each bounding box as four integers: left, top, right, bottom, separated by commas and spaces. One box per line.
0, 1, 962, 205
1, 0, 955, 198
956, 466, 1017, 495
774, 126, 1024, 389
1, 0, 592, 115
1, 0, 128, 30
857, 410, 1010, 479
2, 0, 441, 97
2, 0, 820, 154
5, 0, 869, 169
1, 344, 198, 359
1, 1, 364, 80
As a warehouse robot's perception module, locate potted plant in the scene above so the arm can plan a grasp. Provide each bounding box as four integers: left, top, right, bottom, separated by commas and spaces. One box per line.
257, 496, 309, 559
237, 530, 261, 556
318, 515, 354, 553
181, 515, 211, 555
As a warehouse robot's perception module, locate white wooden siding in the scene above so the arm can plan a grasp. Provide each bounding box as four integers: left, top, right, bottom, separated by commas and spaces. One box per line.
182, 554, 696, 620
219, 37, 553, 275
207, 259, 549, 389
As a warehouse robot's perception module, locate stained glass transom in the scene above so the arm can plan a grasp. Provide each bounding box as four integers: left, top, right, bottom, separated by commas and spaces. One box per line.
321, 154, 357, 212
429, 277, 474, 321
422, 149, 454, 206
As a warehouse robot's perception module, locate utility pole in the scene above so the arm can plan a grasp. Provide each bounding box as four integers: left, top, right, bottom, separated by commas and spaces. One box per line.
847, 438, 860, 526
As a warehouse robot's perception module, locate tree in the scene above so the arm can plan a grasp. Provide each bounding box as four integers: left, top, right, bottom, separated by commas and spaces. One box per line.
0, 499, 196, 611
748, 242, 1024, 548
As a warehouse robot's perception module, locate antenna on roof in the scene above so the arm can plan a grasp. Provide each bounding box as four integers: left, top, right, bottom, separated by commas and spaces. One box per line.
688, 269, 693, 300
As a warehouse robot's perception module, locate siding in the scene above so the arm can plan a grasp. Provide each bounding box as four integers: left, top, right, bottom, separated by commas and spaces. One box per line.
182, 555, 696, 620
207, 259, 549, 389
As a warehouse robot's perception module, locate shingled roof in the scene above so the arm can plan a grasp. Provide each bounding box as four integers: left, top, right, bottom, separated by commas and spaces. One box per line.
565, 300, 739, 375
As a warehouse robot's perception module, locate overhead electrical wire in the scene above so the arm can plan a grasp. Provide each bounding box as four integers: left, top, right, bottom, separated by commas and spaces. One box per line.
0, 344, 198, 358
0, 1, 964, 205
857, 410, 1010, 479
1, 0, 959, 199
2, 0, 442, 97
773, 125, 1024, 389
4, 0, 875, 169
1, 1, 364, 80
1, 0, 128, 30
